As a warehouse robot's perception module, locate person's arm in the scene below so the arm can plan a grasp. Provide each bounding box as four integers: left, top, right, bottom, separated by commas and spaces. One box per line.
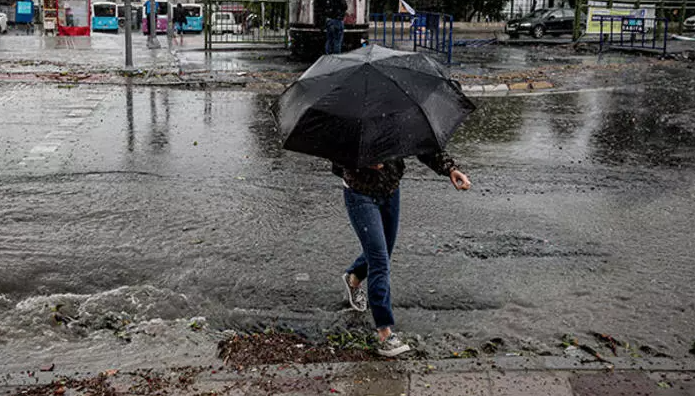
417, 151, 471, 190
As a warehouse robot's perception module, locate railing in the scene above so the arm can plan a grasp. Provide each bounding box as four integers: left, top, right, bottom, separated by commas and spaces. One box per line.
203, 0, 288, 50
412, 12, 454, 64
369, 12, 454, 64
598, 15, 668, 55
572, 0, 695, 41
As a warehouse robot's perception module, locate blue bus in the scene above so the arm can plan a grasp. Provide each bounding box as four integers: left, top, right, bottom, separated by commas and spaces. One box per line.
92, 2, 119, 32
182, 4, 203, 33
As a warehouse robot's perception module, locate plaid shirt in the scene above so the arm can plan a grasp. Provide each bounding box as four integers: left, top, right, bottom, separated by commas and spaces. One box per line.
332, 152, 460, 198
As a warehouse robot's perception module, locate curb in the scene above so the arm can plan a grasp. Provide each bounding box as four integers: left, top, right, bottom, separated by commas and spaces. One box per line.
460, 81, 555, 94
2, 356, 694, 388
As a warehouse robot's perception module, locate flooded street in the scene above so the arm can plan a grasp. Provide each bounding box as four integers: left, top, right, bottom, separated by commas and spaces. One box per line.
1, 61, 694, 367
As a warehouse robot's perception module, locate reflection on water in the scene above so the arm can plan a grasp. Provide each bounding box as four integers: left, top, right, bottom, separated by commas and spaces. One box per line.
452, 87, 695, 169
126, 81, 135, 152
114, 87, 287, 176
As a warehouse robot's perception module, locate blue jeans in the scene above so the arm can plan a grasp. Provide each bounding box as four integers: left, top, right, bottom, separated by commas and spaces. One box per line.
344, 188, 400, 329
325, 19, 344, 54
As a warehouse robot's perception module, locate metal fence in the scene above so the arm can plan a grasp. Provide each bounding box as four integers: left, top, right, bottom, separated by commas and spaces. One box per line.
598, 15, 669, 54
369, 12, 454, 64
572, 0, 695, 40
370, 12, 414, 46
412, 12, 454, 64
204, 0, 288, 50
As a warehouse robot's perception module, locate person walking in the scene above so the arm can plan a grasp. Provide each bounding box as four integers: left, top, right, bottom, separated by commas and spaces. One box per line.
325, 0, 347, 54
335, 154, 471, 357
273, 45, 476, 357
173, 3, 187, 46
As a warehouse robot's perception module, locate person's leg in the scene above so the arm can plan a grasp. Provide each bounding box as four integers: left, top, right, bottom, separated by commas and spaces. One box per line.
334, 20, 344, 54
325, 19, 335, 54
381, 189, 400, 258
344, 188, 394, 330
346, 254, 368, 283
349, 188, 398, 287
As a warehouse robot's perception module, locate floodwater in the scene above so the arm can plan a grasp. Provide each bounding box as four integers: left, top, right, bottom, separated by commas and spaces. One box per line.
0, 62, 694, 369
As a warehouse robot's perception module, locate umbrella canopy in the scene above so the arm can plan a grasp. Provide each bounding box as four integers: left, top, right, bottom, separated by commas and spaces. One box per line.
273, 45, 475, 169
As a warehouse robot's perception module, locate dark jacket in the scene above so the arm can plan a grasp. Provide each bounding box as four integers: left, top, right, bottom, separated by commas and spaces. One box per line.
326, 0, 348, 20
173, 6, 187, 24
332, 152, 460, 198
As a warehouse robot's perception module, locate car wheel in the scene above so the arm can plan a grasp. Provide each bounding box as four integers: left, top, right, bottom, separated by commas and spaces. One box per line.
532, 25, 544, 39
509, 32, 519, 39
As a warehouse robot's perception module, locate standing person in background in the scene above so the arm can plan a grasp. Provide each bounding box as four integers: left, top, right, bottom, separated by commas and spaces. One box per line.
173, 3, 187, 46
325, 0, 347, 54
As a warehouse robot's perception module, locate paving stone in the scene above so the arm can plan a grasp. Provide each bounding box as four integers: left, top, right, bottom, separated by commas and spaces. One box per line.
490, 371, 573, 396
508, 82, 531, 90
570, 372, 694, 396
411, 373, 491, 396
462, 85, 485, 92
483, 84, 509, 92
531, 81, 554, 89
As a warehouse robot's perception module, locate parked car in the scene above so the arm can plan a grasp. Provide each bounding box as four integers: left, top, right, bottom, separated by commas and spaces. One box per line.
685, 15, 695, 32
211, 11, 242, 34
0, 12, 8, 34
506, 8, 584, 39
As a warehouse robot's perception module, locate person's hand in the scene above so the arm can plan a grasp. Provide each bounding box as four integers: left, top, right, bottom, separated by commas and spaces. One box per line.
450, 169, 471, 190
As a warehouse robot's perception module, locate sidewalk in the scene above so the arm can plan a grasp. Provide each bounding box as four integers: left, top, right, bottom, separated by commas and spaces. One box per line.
0, 33, 178, 74
2, 356, 694, 395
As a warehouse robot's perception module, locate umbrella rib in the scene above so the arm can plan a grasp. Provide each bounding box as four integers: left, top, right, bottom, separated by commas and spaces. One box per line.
369, 66, 444, 152
293, 64, 367, 121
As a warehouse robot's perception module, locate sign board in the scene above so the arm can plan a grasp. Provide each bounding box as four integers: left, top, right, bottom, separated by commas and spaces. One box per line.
622, 17, 644, 32
15, 1, 34, 23
586, 7, 653, 34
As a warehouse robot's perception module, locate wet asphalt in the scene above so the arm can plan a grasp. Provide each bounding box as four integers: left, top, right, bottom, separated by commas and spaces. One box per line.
0, 53, 694, 362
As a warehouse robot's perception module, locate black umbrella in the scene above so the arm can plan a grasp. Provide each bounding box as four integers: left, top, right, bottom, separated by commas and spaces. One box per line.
273, 45, 475, 169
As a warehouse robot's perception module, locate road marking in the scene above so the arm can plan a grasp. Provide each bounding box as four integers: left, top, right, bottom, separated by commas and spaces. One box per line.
67, 109, 93, 118
45, 131, 73, 139
18, 87, 108, 168
30, 144, 59, 154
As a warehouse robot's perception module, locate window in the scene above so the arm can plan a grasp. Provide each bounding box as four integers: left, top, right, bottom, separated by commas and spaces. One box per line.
93, 4, 116, 17
156, 2, 168, 16
184, 6, 201, 17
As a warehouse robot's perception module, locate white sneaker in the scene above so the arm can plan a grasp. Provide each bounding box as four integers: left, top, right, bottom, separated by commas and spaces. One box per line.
377, 333, 411, 357
342, 273, 367, 312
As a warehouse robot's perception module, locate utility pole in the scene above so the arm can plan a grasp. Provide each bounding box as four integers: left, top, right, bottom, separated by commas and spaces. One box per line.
572, 0, 583, 41
147, 0, 161, 49
124, 0, 133, 67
